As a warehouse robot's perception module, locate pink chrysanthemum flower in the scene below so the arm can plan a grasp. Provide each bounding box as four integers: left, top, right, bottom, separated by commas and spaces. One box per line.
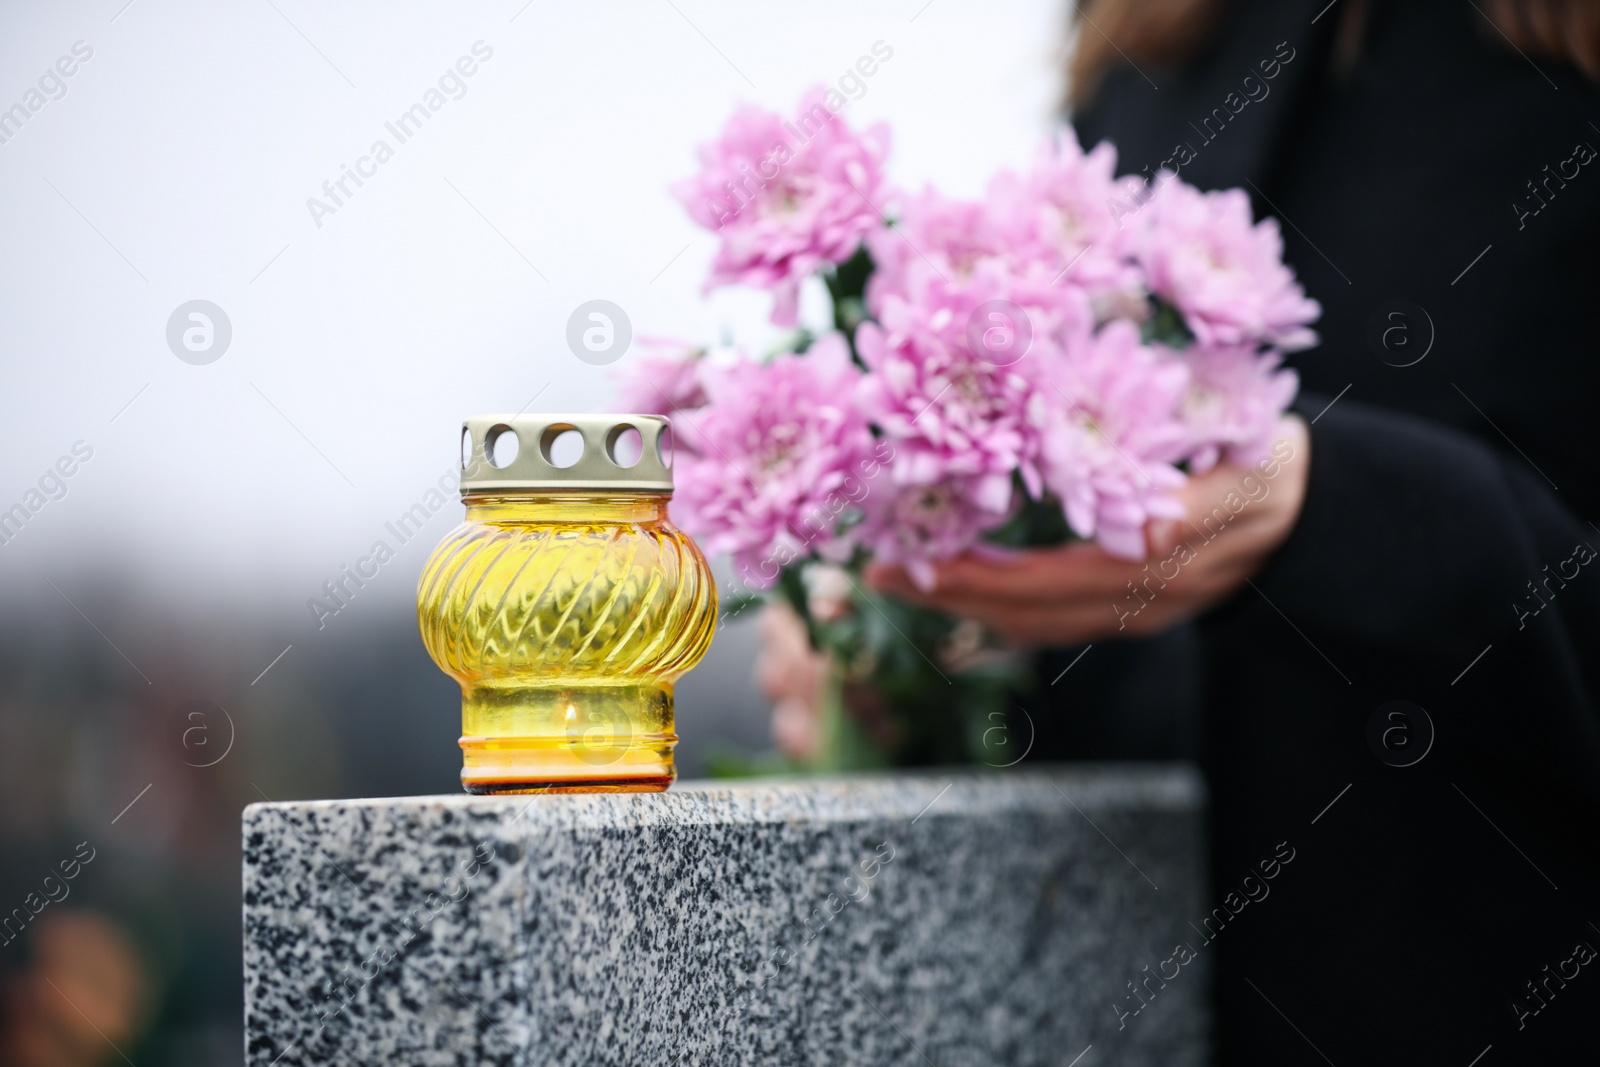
1177, 344, 1300, 473
987, 129, 1147, 293
865, 187, 1007, 314
671, 334, 877, 589
1136, 180, 1321, 351
613, 337, 708, 420
855, 273, 1066, 513
865, 136, 1139, 349
673, 88, 890, 326
854, 476, 1016, 592
1034, 321, 1192, 560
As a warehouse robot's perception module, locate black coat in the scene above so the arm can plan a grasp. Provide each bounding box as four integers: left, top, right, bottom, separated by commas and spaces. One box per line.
1041, 0, 1600, 1062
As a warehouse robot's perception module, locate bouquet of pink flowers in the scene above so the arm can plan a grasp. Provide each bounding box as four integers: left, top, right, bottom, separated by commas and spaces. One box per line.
623, 89, 1317, 770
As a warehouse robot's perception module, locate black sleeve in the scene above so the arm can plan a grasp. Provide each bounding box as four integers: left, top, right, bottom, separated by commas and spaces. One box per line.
1247, 393, 1600, 804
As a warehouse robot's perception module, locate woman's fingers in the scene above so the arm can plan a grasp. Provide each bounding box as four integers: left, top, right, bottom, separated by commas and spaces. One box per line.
866, 532, 1268, 642
860, 419, 1313, 644
867, 542, 1144, 602
946, 598, 1160, 644
756, 603, 831, 761
754, 602, 825, 704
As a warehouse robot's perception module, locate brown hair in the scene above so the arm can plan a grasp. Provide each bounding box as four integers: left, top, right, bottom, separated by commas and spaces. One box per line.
1067, 0, 1600, 104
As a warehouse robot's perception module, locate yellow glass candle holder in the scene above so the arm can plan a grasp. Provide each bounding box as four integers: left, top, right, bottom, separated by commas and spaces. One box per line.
417, 414, 716, 794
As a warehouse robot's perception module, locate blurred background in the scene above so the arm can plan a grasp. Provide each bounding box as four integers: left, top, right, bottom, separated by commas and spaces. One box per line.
0, 0, 1069, 1061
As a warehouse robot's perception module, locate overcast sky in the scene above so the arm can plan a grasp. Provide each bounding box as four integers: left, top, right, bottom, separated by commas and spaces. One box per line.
0, 0, 1065, 620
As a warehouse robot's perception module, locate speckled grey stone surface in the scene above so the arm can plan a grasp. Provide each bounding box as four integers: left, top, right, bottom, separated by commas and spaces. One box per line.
243, 767, 1208, 1066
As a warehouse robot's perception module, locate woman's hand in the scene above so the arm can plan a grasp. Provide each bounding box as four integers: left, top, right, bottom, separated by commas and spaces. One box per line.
755, 601, 830, 762
864, 416, 1311, 646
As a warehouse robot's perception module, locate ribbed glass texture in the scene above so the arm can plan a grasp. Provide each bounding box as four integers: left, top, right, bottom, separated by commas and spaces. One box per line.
418, 493, 716, 793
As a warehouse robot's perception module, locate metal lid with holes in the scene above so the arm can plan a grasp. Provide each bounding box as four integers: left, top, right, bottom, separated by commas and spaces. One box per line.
458, 413, 674, 494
